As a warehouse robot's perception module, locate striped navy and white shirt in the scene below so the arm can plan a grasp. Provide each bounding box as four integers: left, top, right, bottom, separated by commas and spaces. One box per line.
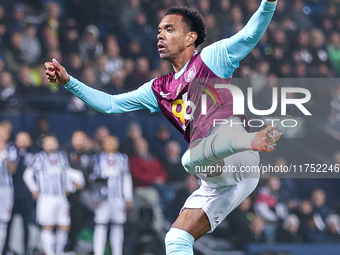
24, 150, 71, 195
0, 144, 18, 189
91, 152, 133, 202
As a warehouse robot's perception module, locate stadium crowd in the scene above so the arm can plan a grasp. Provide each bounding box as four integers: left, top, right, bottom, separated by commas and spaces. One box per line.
0, 0, 340, 254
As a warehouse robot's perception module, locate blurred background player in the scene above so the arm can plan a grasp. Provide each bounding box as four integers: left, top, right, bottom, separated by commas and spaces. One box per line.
62, 130, 93, 253
3, 132, 35, 255
90, 135, 133, 255
0, 125, 17, 254
23, 135, 73, 255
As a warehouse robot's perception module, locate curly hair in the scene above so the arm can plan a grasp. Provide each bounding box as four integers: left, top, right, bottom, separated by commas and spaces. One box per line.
165, 6, 207, 48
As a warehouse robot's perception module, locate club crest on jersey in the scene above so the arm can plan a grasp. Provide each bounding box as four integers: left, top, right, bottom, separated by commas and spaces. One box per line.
184, 65, 196, 82
108, 159, 115, 166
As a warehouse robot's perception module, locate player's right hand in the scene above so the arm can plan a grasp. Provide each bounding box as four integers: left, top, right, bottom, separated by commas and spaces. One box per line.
32, 191, 40, 200
125, 201, 133, 211
44, 58, 70, 85
251, 125, 282, 152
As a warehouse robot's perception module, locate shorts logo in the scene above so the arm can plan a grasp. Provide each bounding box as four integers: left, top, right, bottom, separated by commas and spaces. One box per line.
184, 65, 196, 82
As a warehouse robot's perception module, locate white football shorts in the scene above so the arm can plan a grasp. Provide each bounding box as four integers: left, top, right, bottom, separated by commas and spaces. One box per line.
37, 194, 70, 226
94, 198, 126, 225
0, 187, 13, 222
181, 120, 261, 232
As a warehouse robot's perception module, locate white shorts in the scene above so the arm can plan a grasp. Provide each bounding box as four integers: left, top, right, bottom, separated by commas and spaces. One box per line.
181, 121, 261, 232
0, 187, 13, 222
94, 199, 126, 225
37, 194, 70, 226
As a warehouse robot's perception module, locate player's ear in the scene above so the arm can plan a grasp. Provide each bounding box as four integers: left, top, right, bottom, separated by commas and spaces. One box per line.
187, 31, 198, 47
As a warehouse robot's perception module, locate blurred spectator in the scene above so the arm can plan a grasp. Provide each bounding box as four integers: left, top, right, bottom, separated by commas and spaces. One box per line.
123, 58, 139, 90
68, 66, 100, 112
60, 19, 80, 57
29, 115, 51, 150
21, 24, 41, 65
105, 35, 124, 74
277, 214, 302, 243
325, 214, 340, 243
310, 29, 329, 71
201, 14, 219, 47
79, 25, 103, 63
150, 123, 171, 162
272, 0, 286, 22
254, 177, 288, 243
293, 200, 313, 229
43, 2, 61, 37
97, 54, 111, 86
163, 140, 188, 186
300, 213, 327, 243
273, 156, 299, 210
250, 60, 270, 95
129, 138, 167, 233
16, 66, 36, 95
92, 126, 111, 154
126, 40, 143, 60
0, 120, 14, 142
4, 32, 26, 73
0, 71, 16, 101
64, 53, 84, 79
120, 121, 143, 157
8, 3, 27, 34
224, 5, 244, 38
120, 0, 142, 31
327, 32, 340, 73
97, 35, 124, 87
292, 200, 326, 243
215, 0, 231, 37
197, 0, 211, 16
246, 215, 267, 244
107, 69, 127, 94
157, 60, 172, 76
311, 188, 332, 231
171, 175, 199, 222
227, 196, 256, 250
290, 0, 312, 31
40, 24, 60, 60
135, 57, 151, 84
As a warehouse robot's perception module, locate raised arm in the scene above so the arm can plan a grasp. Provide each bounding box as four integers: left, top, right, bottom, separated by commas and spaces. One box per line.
45, 59, 160, 114
201, 0, 277, 78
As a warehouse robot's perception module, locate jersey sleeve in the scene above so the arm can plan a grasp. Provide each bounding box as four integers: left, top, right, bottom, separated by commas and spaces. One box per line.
64, 76, 160, 114
23, 154, 40, 193
200, 0, 277, 78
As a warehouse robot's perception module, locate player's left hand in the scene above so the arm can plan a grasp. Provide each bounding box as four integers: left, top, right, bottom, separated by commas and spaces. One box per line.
72, 181, 84, 190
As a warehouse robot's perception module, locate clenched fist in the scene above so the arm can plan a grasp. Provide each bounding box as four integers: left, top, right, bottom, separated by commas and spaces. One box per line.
44, 58, 70, 85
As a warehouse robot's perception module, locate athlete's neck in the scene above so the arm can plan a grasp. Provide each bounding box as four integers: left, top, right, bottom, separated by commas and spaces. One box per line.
171, 48, 196, 73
